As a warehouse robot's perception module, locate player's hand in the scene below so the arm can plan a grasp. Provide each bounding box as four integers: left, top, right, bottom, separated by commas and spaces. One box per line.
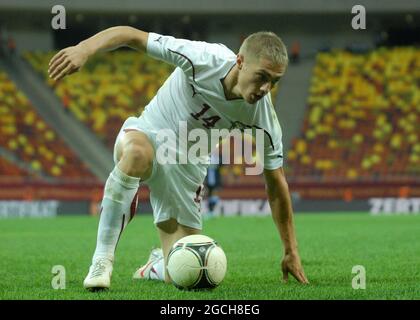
281, 252, 309, 284
48, 44, 89, 81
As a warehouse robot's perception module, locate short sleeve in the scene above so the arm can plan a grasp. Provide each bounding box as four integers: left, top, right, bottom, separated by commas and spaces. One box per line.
146, 32, 212, 82
257, 96, 284, 170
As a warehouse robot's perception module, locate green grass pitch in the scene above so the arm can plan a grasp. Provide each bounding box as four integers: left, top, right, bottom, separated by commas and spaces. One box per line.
0, 213, 419, 300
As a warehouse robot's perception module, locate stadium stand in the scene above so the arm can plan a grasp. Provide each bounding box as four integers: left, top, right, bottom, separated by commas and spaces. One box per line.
24, 50, 174, 149
0, 69, 97, 181
287, 47, 420, 184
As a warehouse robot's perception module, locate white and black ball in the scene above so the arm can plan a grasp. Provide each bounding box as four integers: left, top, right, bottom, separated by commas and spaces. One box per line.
167, 235, 227, 290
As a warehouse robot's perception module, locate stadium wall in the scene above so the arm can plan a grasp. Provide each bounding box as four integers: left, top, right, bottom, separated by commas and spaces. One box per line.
1, 198, 419, 218
1, 0, 418, 14
206, 14, 376, 56
9, 30, 53, 53
1, 13, 394, 54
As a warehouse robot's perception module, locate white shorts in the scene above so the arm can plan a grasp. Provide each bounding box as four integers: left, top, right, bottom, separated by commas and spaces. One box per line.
113, 117, 208, 230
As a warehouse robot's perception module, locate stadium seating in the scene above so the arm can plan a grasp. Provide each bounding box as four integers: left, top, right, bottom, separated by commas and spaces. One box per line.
287, 47, 420, 183
0, 70, 97, 181
24, 50, 174, 149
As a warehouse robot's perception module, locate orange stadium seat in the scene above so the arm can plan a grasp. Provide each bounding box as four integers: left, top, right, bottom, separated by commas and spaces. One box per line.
24, 50, 175, 150
0, 70, 97, 181
0, 156, 30, 177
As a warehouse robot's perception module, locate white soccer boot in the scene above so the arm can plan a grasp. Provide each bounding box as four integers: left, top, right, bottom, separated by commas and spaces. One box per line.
132, 248, 163, 280
83, 257, 113, 290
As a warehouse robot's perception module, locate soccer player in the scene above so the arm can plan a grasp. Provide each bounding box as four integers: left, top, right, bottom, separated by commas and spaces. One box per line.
48, 26, 309, 289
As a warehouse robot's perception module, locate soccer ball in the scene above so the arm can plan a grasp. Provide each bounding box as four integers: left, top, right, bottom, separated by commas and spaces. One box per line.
167, 234, 227, 290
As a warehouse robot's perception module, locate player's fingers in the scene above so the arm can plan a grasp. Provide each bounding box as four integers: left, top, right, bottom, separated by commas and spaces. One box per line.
50, 59, 71, 80
48, 55, 66, 75
53, 63, 73, 81
288, 266, 300, 281
49, 59, 68, 79
292, 269, 309, 284
299, 271, 309, 284
65, 66, 81, 78
49, 50, 65, 67
297, 271, 309, 284
67, 67, 80, 75
55, 63, 74, 81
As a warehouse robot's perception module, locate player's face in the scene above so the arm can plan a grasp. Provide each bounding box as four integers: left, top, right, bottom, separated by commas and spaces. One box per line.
237, 55, 285, 104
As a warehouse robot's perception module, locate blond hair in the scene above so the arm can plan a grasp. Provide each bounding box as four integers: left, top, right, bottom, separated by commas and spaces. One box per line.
239, 31, 288, 67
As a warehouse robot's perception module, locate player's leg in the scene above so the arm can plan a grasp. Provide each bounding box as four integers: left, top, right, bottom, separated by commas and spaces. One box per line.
158, 219, 201, 283
92, 130, 154, 259
133, 218, 200, 283
133, 160, 206, 284
84, 129, 154, 290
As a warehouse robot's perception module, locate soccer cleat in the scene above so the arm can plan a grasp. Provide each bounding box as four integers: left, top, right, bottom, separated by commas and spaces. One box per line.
133, 248, 163, 280
83, 257, 113, 291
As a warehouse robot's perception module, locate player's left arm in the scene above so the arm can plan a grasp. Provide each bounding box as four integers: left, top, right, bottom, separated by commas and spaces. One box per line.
264, 167, 309, 284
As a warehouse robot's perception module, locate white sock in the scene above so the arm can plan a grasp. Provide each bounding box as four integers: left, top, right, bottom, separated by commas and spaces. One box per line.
149, 257, 165, 281
92, 165, 140, 262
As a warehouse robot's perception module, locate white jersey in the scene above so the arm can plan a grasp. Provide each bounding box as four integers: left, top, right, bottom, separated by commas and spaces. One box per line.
138, 32, 284, 170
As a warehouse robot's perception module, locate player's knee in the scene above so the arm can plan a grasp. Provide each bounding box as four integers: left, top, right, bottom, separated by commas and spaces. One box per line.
121, 143, 153, 177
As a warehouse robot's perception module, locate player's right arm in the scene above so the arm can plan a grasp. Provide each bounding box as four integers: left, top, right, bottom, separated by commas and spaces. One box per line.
48, 26, 148, 81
